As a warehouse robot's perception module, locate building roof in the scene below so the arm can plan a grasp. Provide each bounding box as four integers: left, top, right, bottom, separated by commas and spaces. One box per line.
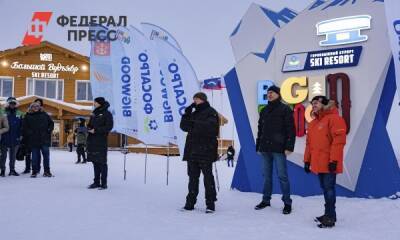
0, 95, 93, 116
0, 41, 89, 63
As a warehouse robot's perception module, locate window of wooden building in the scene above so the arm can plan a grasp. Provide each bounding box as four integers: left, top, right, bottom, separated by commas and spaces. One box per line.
26, 78, 64, 100
75, 80, 93, 102
0, 76, 14, 98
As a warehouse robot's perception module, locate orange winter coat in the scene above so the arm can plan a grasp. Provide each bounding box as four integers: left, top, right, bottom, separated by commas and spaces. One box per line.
304, 101, 347, 174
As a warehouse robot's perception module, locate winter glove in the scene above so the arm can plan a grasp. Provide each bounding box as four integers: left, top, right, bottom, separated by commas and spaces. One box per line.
304, 162, 311, 174
328, 161, 337, 173
184, 103, 196, 114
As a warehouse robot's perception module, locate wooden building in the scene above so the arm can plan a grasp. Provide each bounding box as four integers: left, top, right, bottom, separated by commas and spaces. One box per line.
0, 41, 232, 154
0, 41, 123, 147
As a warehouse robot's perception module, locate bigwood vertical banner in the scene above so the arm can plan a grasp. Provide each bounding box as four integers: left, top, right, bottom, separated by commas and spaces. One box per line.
143, 28, 199, 155
153, 37, 200, 156
141, 22, 183, 52
141, 23, 200, 155
124, 26, 170, 144
129, 25, 177, 145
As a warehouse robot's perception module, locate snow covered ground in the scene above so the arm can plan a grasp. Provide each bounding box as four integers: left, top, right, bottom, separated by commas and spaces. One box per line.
0, 150, 399, 240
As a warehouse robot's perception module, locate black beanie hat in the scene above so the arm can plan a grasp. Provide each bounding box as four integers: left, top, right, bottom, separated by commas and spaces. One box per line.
267, 85, 281, 96
94, 97, 106, 106
311, 95, 329, 105
193, 92, 207, 102
6, 97, 18, 105
79, 118, 86, 126
34, 98, 43, 106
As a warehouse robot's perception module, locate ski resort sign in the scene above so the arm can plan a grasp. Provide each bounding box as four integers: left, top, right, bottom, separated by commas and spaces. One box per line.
282, 46, 362, 72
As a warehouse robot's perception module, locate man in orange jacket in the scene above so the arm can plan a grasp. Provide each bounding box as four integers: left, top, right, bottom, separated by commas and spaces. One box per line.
304, 96, 347, 228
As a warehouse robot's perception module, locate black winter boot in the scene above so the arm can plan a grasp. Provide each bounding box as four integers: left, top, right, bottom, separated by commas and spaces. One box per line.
88, 183, 100, 189
0, 169, 5, 177
254, 201, 271, 210
9, 170, 19, 176
315, 215, 337, 223
182, 203, 195, 211
206, 202, 215, 213
283, 204, 292, 215
318, 216, 336, 228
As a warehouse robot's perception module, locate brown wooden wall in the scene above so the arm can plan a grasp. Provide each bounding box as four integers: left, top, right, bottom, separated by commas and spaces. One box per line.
0, 45, 92, 106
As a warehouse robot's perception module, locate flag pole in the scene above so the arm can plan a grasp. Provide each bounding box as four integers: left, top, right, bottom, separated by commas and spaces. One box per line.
166, 142, 170, 186
214, 161, 220, 192
123, 134, 128, 181
220, 76, 224, 158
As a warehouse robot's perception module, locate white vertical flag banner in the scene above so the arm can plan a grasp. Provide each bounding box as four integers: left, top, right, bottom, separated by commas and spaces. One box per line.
109, 27, 139, 137
125, 26, 171, 144
141, 22, 183, 52
150, 37, 200, 156
384, 0, 400, 103
90, 25, 116, 118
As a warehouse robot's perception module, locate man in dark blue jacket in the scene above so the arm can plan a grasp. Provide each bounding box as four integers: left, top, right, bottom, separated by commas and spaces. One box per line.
0, 97, 23, 176
255, 86, 296, 214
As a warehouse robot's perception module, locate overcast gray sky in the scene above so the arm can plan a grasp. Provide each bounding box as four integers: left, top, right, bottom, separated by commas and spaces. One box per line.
0, 0, 311, 79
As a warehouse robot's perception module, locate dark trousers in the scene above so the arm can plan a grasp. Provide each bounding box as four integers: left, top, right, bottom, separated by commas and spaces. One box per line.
76, 144, 86, 162
25, 151, 31, 171
68, 143, 73, 152
0, 145, 16, 171
186, 161, 217, 207
31, 146, 50, 173
93, 162, 108, 186
318, 173, 337, 219
227, 158, 234, 167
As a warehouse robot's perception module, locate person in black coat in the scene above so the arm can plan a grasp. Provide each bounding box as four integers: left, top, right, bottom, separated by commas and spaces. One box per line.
75, 118, 88, 164
87, 97, 113, 190
22, 101, 54, 178
226, 145, 235, 167
180, 92, 219, 212
254, 85, 296, 214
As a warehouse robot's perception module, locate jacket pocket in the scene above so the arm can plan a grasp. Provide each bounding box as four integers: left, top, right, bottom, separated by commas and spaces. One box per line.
272, 133, 285, 144
87, 151, 107, 163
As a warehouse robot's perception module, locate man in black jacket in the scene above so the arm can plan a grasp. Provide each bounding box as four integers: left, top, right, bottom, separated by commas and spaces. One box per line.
87, 97, 113, 190
23, 101, 54, 178
255, 86, 296, 214
180, 92, 219, 213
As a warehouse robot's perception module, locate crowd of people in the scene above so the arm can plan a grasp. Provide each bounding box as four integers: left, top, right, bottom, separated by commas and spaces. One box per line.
179, 89, 347, 229
0, 97, 114, 189
0, 89, 347, 228
252, 86, 347, 228
0, 97, 53, 177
